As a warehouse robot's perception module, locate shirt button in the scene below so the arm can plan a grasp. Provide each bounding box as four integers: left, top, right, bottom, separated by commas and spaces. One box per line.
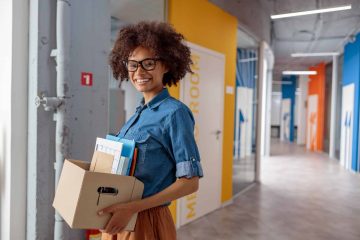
191, 157, 196, 162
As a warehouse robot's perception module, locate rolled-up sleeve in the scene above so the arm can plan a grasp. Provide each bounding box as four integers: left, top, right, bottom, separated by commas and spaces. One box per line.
167, 107, 204, 178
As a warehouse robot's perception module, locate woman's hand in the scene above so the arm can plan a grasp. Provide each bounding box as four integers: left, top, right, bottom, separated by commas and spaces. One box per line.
97, 177, 199, 235
98, 202, 137, 235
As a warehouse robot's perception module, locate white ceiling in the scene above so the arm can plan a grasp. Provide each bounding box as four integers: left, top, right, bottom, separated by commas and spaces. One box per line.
270, 0, 360, 81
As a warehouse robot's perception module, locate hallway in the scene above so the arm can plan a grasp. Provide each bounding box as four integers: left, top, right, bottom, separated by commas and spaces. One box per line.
177, 140, 360, 240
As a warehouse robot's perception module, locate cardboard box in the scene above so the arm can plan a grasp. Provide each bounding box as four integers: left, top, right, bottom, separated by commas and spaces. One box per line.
53, 158, 144, 231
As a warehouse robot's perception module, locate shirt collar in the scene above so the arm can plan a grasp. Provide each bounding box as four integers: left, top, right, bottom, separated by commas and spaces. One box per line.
136, 88, 170, 112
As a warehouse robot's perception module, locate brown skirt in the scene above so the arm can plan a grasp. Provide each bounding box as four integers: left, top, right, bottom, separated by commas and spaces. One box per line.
101, 206, 176, 240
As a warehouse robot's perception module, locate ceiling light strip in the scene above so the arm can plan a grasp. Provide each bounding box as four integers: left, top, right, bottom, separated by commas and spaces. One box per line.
282, 71, 317, 75
291, 52, 340, 57
271, 5, 351, 20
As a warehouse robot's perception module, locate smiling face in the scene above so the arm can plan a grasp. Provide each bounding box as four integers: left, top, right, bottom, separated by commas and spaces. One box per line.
128, 46, 168, 103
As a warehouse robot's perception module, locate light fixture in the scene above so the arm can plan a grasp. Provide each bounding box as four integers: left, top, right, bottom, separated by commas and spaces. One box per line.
271, 5, 351, 20
282, 71, 317, 75
273, 81, 293, 85
291, 52, 340, 57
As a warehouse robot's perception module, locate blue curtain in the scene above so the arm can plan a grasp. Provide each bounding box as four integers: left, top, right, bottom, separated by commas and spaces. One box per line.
234, 48, 258, 157
236, 48, 257, 88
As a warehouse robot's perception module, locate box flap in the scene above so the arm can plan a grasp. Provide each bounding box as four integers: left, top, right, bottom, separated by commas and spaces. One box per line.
68, 159, 91, 171
53, 159, 86, 227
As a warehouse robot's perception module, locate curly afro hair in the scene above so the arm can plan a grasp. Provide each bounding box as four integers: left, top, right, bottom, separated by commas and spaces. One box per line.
109, 21, 193, 86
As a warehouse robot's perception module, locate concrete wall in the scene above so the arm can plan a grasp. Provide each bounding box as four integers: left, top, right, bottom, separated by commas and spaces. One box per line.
297, 76, 309, 145
27, 0, 110, 239
27, 1, 57, 239
209, 0, 271, 43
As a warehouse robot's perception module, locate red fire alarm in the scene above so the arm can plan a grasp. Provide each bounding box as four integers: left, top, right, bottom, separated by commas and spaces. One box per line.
81, 72, 93, 86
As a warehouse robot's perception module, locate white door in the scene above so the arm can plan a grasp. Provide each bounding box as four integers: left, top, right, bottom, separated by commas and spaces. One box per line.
307, 95, 318, 150
340, 83, 354, 170
178, 42, 224, 226
236, 87, 253, 158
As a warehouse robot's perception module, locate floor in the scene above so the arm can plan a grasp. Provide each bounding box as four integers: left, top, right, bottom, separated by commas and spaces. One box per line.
177, 139, 360, 240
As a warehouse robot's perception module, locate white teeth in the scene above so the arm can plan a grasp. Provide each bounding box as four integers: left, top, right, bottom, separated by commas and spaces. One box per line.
136, 79, 150, 84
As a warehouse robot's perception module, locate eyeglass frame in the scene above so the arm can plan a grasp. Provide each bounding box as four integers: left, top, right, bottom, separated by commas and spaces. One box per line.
123, 58, 162, 72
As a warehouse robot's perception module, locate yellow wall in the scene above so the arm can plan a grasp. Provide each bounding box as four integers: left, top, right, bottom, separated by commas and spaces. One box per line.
167, 0, 238, 222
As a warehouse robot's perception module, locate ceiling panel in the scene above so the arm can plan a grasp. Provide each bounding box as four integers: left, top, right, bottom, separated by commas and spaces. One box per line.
272, 0, 318, 14
273, 18, 318, 39
271, 0, 360, 81
209, 0, 359, 82
110, 0, 165, 23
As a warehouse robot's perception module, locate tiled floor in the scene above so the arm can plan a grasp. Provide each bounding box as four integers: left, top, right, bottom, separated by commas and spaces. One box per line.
177, 140, 360, 240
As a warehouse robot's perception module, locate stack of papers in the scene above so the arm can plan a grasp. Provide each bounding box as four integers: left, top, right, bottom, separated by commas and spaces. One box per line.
91, 135, 137, 176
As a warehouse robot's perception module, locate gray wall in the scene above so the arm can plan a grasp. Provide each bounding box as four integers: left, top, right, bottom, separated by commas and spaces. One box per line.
28, 1, 57, 239
28, 0, 110, 239
324, 62, 332, 153
335, 54, 344, 160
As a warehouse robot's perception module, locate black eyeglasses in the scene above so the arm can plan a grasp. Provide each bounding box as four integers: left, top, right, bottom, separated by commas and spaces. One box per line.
123, 58, 161, 72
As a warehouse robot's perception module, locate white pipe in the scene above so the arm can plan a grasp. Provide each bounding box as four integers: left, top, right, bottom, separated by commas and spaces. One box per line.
54, 0, 71, 240
264, 66, 273, 156
329, 56, 338, 158
255, 42, 266, 181
256, 42, 274, 178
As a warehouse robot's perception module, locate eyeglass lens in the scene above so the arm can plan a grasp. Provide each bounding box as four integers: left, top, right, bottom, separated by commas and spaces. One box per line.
126, 59, 157, 72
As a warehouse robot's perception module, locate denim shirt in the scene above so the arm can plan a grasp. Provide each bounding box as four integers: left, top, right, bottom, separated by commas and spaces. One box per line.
116, 88, 203, 199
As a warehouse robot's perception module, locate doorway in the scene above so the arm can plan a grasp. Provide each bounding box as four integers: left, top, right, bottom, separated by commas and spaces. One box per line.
232, 28, 259, 196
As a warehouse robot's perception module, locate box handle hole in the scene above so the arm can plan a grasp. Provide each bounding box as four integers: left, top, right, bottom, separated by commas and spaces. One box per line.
97, 187, 118, 195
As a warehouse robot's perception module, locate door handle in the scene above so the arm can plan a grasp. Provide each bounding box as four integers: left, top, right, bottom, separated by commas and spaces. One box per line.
211, 130, 222, 140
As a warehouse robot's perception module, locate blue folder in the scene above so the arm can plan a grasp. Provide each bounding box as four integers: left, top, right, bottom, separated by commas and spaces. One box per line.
106, 134, 135, 175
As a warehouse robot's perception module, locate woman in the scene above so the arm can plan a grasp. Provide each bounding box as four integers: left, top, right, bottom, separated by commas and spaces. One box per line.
99, 21, 203, 240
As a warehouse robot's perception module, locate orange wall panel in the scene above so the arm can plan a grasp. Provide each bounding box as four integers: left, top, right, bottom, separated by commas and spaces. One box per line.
308, 63, 326, 151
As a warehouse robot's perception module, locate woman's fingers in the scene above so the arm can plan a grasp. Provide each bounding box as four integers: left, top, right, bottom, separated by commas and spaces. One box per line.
105, 219, 124, 235
98, 204, 118, 215
113, 227, 122, 235
105, 219, 114, 233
